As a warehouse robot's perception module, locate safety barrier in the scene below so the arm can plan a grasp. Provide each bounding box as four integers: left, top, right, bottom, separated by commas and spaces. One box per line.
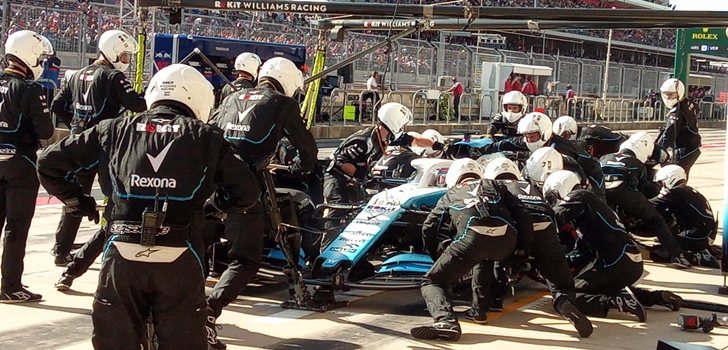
325, 88, 350, 126
479, 93, 494, 124
386, 91, 404, 105
457, 93, 477, 124
411, 90, 430, 125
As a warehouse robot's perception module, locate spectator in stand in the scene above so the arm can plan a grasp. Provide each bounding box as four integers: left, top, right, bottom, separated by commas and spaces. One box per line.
505, 73, 515, 93
522, 76, 538, 96
511, 74, 523, 93
446, 77, 464, 120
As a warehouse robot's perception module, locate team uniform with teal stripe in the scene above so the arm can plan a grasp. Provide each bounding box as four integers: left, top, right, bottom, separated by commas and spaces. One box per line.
471, 179, 578, 318
0, 71, 54, 297
207, 85, 318, 319
37, 103, 259, 350
418, 179, 533, 328
49, 60, 146, 262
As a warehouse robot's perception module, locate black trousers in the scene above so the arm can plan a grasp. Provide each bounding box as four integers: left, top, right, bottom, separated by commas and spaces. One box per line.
675, 147, 700, 178
422, 226, 516, 323
0, 157, 39, 293
359, 91, 380, 119
572, 253, 643, 317
54, 169, 96, 256
605, 185, 682, 256
321, 172, 365, 250
207, 204, 265, 317
92, 241, 207, 350
64, 201, 113, 278
453, 94, 461, 119
473, 226, 576, 314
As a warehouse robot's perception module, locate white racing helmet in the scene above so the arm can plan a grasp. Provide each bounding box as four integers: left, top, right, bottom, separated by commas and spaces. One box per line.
98, 30, 138, 71
654, 164, 687, 189
445, 158, 483, 188
4, 30, 54, 80
542, 170, 582, 204
525, 147, 564, 184
553, 116, 578, 140
377, 102, 412, 137
619, 131, 655, 164
502, 90, 528, 124
517, 112, 553, 152
659, 78, 686, 109
483, 158, 522, 180
234, 52, 262, 80
145, 64, 215, 122
258, 57, 304, 97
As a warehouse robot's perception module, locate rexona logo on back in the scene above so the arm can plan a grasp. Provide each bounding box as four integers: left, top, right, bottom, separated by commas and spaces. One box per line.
130, 140, 177, 188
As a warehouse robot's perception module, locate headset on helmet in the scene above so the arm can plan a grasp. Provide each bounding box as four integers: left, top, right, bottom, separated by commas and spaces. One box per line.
234, 52, 262, 80
258, 57, 304, 97
517, 112, 553, 152
525, 147, 564, 184
145, 64, 215, 122
553, 116, 578, 140
654, 164, 687, 189
542, 170, 581, 205
619, 131, 655, 164
502, 91, 528, 124
377, 102, 412, 138
483, 158, 522, 180
445, 158, 483, 188
660, 78, 686, 109
4, 30, 54, 80
98, 30, 137, 71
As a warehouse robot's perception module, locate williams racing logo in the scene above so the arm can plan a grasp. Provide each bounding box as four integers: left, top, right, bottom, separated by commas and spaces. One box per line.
213, 1, 328, 12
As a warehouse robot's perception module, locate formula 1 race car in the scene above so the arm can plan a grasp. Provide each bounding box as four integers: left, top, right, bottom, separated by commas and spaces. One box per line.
281, 158, 453, 310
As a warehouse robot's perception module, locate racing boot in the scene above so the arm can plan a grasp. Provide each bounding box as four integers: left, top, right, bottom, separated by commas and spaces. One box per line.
55, 274, 75, 291
555, 299, 593, 338
658, 291, 683, 311
463, 308, 488, 324
609, 288, 647, 322
691, 249, 720, 268
206, 306, 227, 349
410, 320, 462, 341
670, 252, 692, 269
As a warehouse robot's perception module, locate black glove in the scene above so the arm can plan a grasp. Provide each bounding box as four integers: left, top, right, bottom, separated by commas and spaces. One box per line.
288, 160, 307, 177
203, 197, 225, 221
65, 195, 99, 224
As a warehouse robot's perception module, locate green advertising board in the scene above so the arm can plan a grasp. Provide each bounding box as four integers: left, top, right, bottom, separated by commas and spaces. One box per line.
674, 27, 728, 86
685, 27, 728, 57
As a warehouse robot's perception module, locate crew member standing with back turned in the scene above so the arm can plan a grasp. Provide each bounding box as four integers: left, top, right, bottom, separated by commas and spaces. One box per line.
38, 63, 259, 350
0, 30, 55, 303
49, 29, 146, 266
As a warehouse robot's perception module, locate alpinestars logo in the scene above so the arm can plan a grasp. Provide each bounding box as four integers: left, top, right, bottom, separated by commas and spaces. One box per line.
130, 140, 177, 188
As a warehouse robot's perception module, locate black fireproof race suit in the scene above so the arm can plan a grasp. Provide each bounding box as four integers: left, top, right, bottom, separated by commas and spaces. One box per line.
420, 179, 533, 324
479, 134, 605, 198
0, 71, 54, 295
50, 61, 146, 259
600, 150, 683, 258
650, 185, 717, 253
472, 180, 578, 315
485, 113, 520, 138
207, 85, 318, 318
219, 77, 255, 103
551, 189, 665, 317
656, 99, 701, 176
37, 103, 259, 350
